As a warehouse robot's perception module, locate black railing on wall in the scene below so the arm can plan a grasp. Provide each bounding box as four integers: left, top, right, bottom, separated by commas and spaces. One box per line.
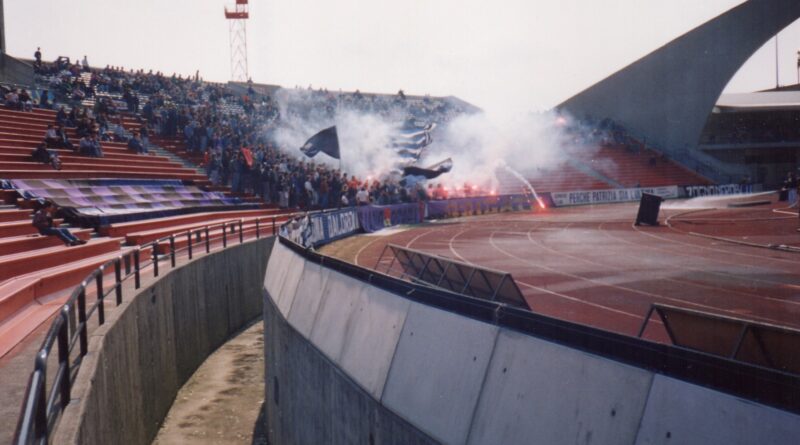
13, 215, 286, 445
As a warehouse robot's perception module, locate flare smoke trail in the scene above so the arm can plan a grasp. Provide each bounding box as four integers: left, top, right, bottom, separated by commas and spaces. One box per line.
500, 163, 546, 209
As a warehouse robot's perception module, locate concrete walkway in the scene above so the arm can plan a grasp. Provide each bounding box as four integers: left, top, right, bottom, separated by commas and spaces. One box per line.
152, 320, 266, 445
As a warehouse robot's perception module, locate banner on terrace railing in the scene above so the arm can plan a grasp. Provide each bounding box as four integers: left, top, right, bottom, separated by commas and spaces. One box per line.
281, 208, 359, 248
682, 183, 756, 198
550, 186, 679, 207
427, 194, 536, 219
358, 202, 425, 233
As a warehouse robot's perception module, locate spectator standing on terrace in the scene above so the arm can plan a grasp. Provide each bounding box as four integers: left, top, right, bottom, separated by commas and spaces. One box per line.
39, 89, 52, 109
34, 47, 42, 67
33, 202, 85, 246
356, 187, 370, 206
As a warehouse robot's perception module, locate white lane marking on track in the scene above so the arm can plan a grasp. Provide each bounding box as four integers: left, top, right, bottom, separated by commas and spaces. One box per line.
448, 224, 644, 320
529, 222, 800, 308
353, 236, 383, 267
635, 217, 800, 266
601, 220, 800, 290
487, 230, 785, 325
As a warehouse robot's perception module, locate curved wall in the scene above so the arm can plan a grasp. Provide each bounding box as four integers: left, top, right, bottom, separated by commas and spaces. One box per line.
264, 240, 800, 445
53, 237, 274, 445
559, 0, 800, 181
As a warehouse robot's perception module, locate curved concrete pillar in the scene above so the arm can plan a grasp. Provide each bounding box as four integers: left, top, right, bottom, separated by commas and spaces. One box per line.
558, 0, 800, 156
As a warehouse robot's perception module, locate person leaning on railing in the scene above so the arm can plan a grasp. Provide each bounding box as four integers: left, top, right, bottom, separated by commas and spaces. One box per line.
32, 201, 86, 246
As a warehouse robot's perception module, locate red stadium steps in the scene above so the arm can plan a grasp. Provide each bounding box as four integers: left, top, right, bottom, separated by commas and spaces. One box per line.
0, 170, 209, 181
0, 151, 180, 167
0, 230, 93, 256
0, 237, 123, 282
0, 246, 144, 358
0, 146, 176, 164
0, 219, 63, 238
0, 209, 31, 222
0, 161, 202, 175
99, 209, 287, 237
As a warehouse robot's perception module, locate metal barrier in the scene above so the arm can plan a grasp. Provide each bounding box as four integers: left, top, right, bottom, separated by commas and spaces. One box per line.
638, 303, 800, 375
374, 243, 529, 309
13, 214, 292, 444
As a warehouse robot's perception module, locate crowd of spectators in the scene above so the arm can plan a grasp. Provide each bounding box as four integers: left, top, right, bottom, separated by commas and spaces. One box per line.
23, 49, 470, 209
700, 110, 800, 145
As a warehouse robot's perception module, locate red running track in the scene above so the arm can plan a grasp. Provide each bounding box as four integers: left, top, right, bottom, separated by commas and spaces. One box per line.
330, 199, 800, 340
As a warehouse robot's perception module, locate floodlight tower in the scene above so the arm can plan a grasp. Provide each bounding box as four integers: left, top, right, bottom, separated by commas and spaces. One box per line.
225, 0, 249, 82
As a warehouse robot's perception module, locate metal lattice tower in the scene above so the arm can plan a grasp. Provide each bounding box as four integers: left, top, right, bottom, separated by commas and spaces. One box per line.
225, 0, 249, 82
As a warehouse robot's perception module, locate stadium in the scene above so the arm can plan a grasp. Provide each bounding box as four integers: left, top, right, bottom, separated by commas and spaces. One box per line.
0, 1, 799, 444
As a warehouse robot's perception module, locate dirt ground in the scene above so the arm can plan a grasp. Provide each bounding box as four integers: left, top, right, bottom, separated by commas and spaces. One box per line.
152, 321, 267, 445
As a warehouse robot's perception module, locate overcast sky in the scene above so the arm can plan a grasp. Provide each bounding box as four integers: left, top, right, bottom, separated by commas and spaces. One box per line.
5, 1, 800, 116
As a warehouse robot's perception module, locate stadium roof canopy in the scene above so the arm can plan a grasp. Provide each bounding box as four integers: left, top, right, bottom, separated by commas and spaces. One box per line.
715, 91, 800, 112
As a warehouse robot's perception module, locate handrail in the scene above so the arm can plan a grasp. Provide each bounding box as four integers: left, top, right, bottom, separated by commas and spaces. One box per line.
13, 213, 295, 444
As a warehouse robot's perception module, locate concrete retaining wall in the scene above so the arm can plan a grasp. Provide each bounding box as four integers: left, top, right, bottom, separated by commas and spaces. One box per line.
264, 241, 800, 445
53, 237, 274, 445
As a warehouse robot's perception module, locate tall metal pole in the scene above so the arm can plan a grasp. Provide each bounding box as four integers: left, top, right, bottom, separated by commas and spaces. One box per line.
0, 0, 6, 54
775, 34, 780, 88
225, 1, 250, 82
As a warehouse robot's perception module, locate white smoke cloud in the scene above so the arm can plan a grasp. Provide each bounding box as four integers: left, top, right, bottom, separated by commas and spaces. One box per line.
270, 90, 407, 180
420, 110, 597, 192
269, 89, 603, 193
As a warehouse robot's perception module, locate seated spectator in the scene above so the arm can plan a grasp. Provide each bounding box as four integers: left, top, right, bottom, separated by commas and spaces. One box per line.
18, 89, 33, 111
44, 124, 74, 150
127, 132, 147, 154
79, 135, 103, 157
44, 124, 59, 145
32, 202, 86, 246
110, 118, 128, 142
31, 143, 62, 170
5, 89, 20, 109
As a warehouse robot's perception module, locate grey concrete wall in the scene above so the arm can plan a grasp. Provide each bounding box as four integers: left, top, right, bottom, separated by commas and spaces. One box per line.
264, 241, 800, 445
0, 53, 33, 87
53, 237, 274, 445
559, 0, 800, 182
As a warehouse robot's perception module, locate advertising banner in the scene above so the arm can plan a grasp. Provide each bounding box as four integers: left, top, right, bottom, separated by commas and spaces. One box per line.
358, 202, 424, 233
682, 183, 754, 198
281, 207, 359, 248
550, 186, 679, 207
426, 194, 535, 219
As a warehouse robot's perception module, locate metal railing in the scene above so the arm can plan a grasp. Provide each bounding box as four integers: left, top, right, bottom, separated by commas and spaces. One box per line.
13, 214, 289, 445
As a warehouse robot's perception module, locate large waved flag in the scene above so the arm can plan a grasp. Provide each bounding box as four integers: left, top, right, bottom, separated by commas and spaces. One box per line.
300, 126, 340, 159
402, 158, 453, 179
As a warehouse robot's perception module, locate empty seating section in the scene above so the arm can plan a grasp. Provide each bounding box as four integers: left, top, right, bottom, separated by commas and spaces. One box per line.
496, 144, 711, 195
496, 163, 611, 195
578, 145, 711, 188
